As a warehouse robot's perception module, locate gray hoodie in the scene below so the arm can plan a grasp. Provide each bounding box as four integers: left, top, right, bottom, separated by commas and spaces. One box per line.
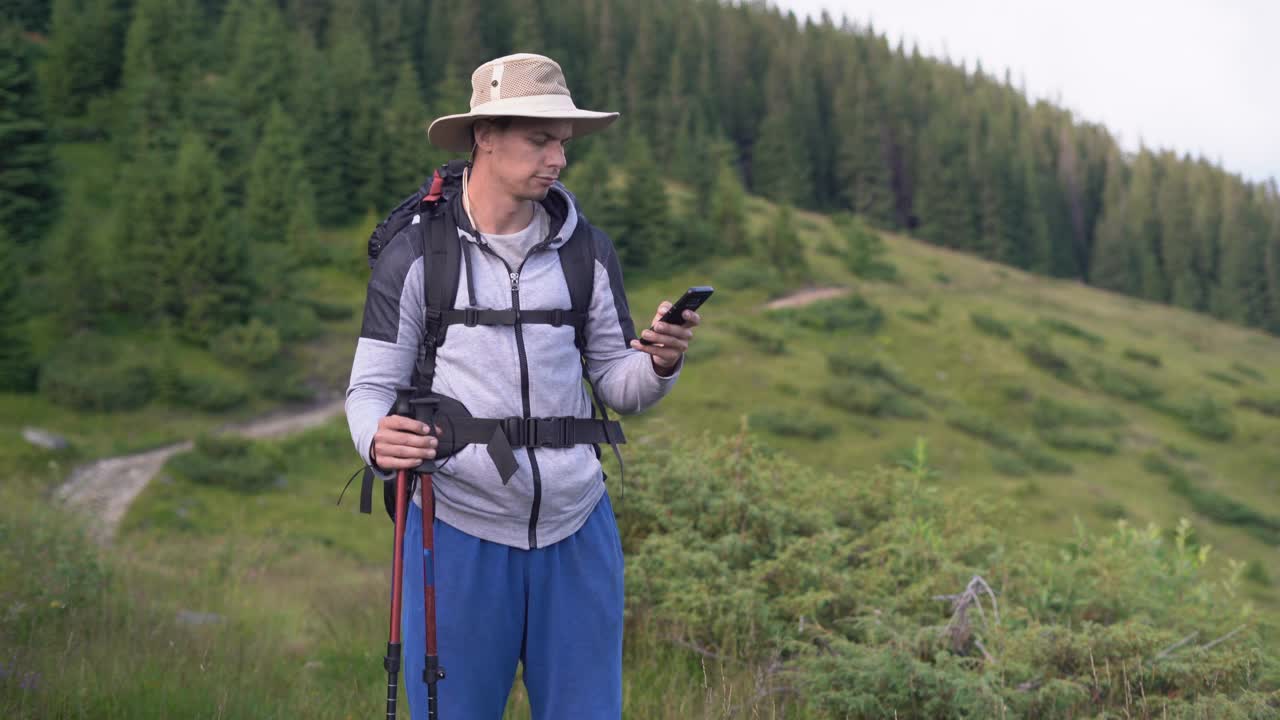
345, 182, 681, 549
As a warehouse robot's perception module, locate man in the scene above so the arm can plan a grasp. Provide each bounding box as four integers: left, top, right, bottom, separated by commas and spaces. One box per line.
344, 53, 700, 718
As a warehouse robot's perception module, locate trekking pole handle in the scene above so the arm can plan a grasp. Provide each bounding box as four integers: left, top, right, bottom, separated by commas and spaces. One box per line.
393, 386, 416, 417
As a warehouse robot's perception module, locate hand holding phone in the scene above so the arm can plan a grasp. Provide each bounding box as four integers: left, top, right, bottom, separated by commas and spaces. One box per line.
639, 286, 714, 346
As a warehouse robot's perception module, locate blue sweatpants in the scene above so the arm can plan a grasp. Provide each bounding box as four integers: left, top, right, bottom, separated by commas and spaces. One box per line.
400, 490, 624, 719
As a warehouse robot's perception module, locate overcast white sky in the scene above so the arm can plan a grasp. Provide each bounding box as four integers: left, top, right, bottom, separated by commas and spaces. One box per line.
772, 0, 1279, 185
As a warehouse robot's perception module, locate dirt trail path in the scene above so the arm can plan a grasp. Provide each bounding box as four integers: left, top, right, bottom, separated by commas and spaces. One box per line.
55, 396, 346, 545
762, 286, 852, 310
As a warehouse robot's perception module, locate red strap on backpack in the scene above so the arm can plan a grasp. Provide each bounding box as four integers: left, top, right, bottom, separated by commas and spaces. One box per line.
423, 170, 445, 203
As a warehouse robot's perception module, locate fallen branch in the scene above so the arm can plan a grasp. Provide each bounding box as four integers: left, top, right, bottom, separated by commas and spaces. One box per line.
1200, 625, 1246, 653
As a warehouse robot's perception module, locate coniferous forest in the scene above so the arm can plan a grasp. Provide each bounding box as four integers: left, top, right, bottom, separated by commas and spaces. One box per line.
4, 0, 1280, 393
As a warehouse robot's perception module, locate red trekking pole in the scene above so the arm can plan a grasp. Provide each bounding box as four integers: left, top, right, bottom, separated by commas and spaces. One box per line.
383, 466, 409, 719
419, 464, 445, 717
409, 394, 446, 717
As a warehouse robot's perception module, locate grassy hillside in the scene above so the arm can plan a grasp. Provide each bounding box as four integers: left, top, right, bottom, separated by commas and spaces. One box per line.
3, 150, 1280, 716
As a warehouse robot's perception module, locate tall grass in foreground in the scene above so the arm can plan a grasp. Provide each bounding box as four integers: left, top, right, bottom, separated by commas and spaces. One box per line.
3, 422, 1278, 718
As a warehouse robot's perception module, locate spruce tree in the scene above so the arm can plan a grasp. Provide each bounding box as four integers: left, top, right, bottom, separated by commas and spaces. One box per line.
0, 225, 36, 392
229, 0, 295, 140
291, 33, 347, 226
0, 22, 57, 247
612, 136, 671, 273
385, 61, 431, 196
1157, 158, 1196, 309
170, 133, 250, 340
834, 60, 893, 225
1089, 148, 1134, 292
758, 204, 808, 283
1126, 150, 1166, 302
245, 103, 314, 248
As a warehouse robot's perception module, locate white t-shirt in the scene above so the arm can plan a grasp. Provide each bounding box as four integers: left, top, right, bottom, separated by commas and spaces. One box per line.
477, 202, 549, 270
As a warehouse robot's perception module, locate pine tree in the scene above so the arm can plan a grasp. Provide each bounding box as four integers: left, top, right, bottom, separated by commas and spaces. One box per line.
1157, 157, 1196, 309
102, 150, 175, 319
39, 0, 124, 121
1187, 162, 1222, 312
758, 204, 808, 283
0, 225, 36, 392
1126, 150, 1166, 302
245, 103, 315, 248
1089, 148, 1134, 292
612, 135, 671, 273
385, 61, 431, 197
329, 27, 384, 221
833, 60, 893, 224
118, 0, 203, 158
229, 0, 295, 140
750, 56, 812, 206
170, 133, 251, 340
709, 144, 751, 257
290, 33, 347, 226
0, 22, 57, 247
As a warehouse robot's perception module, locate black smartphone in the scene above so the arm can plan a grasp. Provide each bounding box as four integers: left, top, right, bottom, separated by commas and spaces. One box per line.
640, 286, 714, 345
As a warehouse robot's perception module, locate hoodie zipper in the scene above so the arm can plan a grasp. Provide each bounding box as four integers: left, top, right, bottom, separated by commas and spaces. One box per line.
473, 234, 557, 549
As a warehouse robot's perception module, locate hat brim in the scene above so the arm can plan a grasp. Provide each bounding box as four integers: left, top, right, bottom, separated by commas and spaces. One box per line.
428, 108, 619, 154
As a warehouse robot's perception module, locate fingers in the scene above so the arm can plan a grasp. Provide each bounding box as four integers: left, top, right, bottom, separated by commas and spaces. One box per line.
375, 415, 440, 468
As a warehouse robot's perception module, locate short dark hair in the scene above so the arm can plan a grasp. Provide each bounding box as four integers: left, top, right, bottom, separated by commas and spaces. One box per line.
471, 117, 514, 146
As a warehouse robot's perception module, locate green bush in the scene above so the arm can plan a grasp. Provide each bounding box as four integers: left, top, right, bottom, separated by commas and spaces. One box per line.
1243, 559, 1271, 587
255, 363, 315, 403
947, 407, 1072, 473
1143, 453, 1280, 545
1037, 426, 1119, 454
988, 449, 1031, 476
899, 301, 941, 325
1205, 369, 1244, 387
726, 320, 787, 353
826, 352, 923, 396
1038, 317, 1105, 346
748, 410, 835, 440
1230, 362, 1265, 382
1152, 395, 1236, 442
211, 318, 281, 368
169, 434, 284, 493
822, 379, 927, 419
307, 299, 355, 322
1090, 363, 1164, 403
38, 334, 156, 412
836, 214, 899, 282
171, 369, 250, 412
1238, 393, 1280, 418
621, 433, 1270, 718
1031, 396, 1126, 430
1021, 338, 1076, 383
770, 294, 885, 334
717, 258, 784, 293
1122, 347, 1163, 368
683, 335, 722, 363
969, 311, 1012, 339
253, 302, 322, 342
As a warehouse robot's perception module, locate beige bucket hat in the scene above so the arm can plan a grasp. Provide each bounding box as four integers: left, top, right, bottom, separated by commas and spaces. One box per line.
427, 53, 620, 154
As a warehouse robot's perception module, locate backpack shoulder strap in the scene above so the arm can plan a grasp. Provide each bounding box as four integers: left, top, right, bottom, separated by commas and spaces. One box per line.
557, 213, 597, 353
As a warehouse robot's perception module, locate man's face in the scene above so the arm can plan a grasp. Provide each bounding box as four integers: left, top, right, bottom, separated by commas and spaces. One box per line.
475, 118, 573, 201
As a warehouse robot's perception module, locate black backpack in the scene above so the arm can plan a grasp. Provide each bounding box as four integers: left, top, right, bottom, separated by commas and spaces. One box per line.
354, 160, 625, 521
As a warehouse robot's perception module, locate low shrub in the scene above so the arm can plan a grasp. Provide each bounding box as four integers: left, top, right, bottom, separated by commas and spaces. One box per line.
899, 301, 941, 324
970, 311, 1012, 339
838, 215, 899, 282
988, 449, 1031, 477
825, 353, 923, 396
1238, 393, 1280, 418
1230, 361, 1265, 382
727, 320, 787, 354
947, 407, 1072, 473
1143, 453, 1280, 545
1122, 347, 1163, 368
211, 319, 281, 368
1205, 369, 1243, 387
770, 294, 885, 334
718, 258, 784, 293
1152, 395, 1236, 442
169, 434, 284, 493
252, 302, 322, 342
1090, 363, 1163, 403
1038, 317, 1105, 347
621, 433, 1268, 718
1021, 339, 1076, 383
38, 334, 156, 412
171, 369, 249, 412
1037, 427, 1119, 454
822, 379, 927, 420
1030, 396, 1126, 430
748, 410, 835, 440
